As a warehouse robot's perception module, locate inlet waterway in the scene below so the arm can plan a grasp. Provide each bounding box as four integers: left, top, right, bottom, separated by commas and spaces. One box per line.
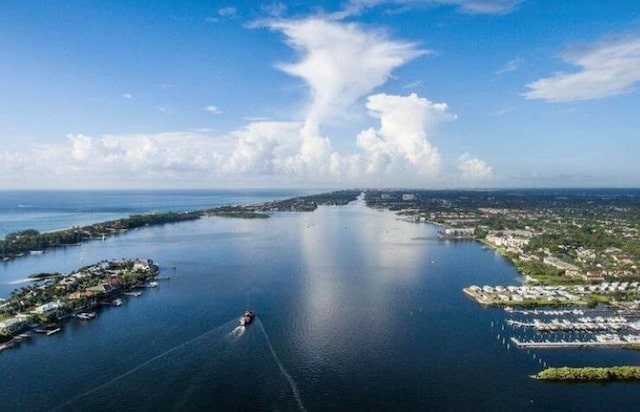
2, 197, 640, 411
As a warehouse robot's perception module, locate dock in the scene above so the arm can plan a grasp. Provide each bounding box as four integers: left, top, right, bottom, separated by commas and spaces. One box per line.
506, 317, 635, 332
510, 336, 633, 349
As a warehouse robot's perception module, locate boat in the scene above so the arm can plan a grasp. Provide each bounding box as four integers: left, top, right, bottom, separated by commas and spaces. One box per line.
75, 312, 97, 320
0, 341, 18, 352
239, 310, 255, 326
46, 328, 61, 336
34, 325, 61, 334
112, 298, 123, 307
124, 291, 142, 297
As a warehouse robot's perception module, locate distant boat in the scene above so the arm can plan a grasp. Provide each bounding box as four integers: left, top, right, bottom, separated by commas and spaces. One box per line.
75, 312, 96, 320
239, 310, 255, 327
112, 298, 123, 307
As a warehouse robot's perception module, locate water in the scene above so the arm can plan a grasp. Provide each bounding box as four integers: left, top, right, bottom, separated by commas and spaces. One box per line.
1, 196, 640, 411
0, 189, 308, 238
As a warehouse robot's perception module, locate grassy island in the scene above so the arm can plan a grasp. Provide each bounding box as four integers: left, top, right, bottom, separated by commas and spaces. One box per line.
623, 343, 640, 351
535, 366, 640, 382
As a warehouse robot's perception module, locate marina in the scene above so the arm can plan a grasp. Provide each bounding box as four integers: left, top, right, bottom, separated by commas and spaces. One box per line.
506, 316, 639, 332
511, 334, 640, 349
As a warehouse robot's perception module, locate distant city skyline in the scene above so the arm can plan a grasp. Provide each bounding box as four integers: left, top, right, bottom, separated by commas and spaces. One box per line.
1, 0, 639, 189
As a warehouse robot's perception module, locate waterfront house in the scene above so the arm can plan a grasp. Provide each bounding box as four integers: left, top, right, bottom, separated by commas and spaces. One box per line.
0, 316, 26, 334
85, 284, 114, 296
543, 256, 581, 278
443, 227, 475, 238
32, 301, 66, 316
133, 259, 151, 272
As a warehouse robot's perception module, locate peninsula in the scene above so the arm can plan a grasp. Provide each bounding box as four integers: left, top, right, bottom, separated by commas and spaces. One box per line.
0, 258, 159, 352
0, 190, 360, 262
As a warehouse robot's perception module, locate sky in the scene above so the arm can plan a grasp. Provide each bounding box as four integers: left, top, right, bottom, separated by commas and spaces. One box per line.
1, 0, 639, 189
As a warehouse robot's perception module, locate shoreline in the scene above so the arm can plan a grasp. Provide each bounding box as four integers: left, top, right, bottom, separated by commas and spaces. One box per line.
0, 191, 361, 263
0, 258, 160, 353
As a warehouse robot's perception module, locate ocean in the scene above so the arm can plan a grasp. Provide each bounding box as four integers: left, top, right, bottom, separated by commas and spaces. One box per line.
1, 191, 639, 411
0, 189, 310, 238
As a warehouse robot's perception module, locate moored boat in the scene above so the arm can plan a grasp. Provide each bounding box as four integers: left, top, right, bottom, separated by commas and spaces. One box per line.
76, 312, 97, 320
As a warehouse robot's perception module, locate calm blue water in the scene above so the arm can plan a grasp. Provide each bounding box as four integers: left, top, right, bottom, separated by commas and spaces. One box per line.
0, 189, 310, 238
1, 196, 640, 411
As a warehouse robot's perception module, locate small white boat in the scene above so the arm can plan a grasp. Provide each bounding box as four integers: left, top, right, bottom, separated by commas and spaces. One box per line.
112, 298, 123, 307
76, 312, 97, 320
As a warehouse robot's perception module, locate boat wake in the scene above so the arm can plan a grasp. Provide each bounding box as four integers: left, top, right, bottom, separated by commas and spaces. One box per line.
49, 319, 237, 412
5, 278, 33, 285
228, 325, 246, 339
257, 318, 307, 412
50, 317, 306, 411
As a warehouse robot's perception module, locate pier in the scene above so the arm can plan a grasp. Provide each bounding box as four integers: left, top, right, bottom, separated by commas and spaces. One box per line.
506, 316, 636, 332
510, 336, 639, 349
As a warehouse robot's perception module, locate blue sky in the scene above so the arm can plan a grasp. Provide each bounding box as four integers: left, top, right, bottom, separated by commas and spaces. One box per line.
1, 0, 639, 189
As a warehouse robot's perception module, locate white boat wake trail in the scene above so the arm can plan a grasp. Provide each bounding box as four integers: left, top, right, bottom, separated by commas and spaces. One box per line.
228, 325, 245, 339
256, 318, 307, 412
5, 278, 33, 285
49, 319, 236, 412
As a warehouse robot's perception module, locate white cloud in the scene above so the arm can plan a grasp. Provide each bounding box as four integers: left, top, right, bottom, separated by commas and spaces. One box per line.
222, 93, 455, 185
355, 93, 455, 178
236, 17, 433, 184
268, 18, 426, 128
489, 106, 515, 117
0, 91, 457, 188
218, 7, 237, 16
458, 153, 493, 180
0, 17, 461, 189
338, 0, 520, 17
495, 57, 524, 75
439, 0, 520, 14
244, 116, 271, 122
121, 93, 133, 99
402, 80, 423, 89
524, 37, 640, 102
0, 132, 230, 188
262, 2, 287, 17
205, 105, 222, 114
225, 121, 303, 175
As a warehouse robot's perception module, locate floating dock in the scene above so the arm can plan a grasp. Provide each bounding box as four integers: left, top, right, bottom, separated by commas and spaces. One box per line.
510, 336, 634, 349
